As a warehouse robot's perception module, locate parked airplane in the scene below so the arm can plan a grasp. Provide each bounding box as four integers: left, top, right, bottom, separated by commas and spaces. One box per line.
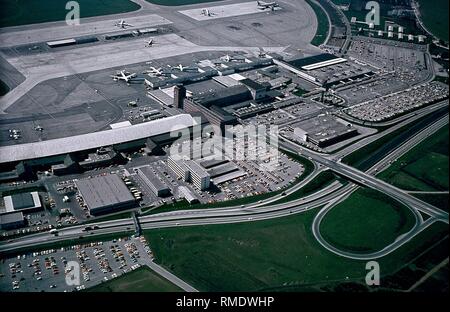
145, 38, 155, 47
9, 129, 21, 140
144, 67, 170, 76
257, 1, 279, 10
169, 64, 197, 72
110, 70, 137, 82
221, 54, 234, 62
258, 47, 267, 58
201, 8, 214, 16
220, 54, 245, 62
114, 19, 134, 29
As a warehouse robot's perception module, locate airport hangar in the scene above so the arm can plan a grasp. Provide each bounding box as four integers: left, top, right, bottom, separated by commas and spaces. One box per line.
0, 114, 199, 181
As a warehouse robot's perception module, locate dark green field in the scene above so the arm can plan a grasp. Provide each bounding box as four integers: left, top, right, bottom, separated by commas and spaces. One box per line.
418, 0, 449, 42
0, 0, 141, 28
320, 188, 416, 252
144, 207, 447, 291
306, 0, 330, 46
413, 193, 449, 212
86, 266, 182, 292
331, 0, 426, 37
342, 108, 449, 171
378, 125, 449, 192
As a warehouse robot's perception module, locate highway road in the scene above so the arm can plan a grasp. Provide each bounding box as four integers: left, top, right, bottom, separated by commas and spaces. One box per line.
1, 107, 448, 263
308, 115, 449, 259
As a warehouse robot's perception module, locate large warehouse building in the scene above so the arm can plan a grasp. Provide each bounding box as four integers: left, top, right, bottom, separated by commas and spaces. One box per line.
292, 116, 358, 148
0, 212, 25, 230
2, 191, 42, 214
75, 174, 136, 216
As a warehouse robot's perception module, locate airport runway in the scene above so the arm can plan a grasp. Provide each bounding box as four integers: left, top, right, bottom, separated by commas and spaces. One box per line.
0, 0, 319, 114
0, 14, 172, 47
0, 34, 286, 114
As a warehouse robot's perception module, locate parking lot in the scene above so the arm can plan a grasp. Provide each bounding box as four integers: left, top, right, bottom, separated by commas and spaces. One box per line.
345, 81, 449, 122
0, 235, 154, 292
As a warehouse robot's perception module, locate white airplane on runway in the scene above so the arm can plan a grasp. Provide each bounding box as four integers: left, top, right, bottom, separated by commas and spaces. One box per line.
9, 129, 21, 140
145, 38, 155, 47
169, 64, 197, 72
201, 8, 214, 17
144, 67, 170, 76
110, 70, 137, 82
220, 54, 244, 62
258, 47, 267, 58
114, 19, 134, 29
257, 1, 279, 10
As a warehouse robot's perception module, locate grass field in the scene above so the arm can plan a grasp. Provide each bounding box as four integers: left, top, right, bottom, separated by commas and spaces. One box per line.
306, 0, 330, 46
342, 108, 449, 170
144, 206, 447, 291
418, 0, 449, 42
320, 188, 416, 252
413, 193, 449, 212
85, 211, 132, 224
378, 125, 449, 192
86, 266, 182, 292
331, 0, 425, 37
0, 0, 141, 28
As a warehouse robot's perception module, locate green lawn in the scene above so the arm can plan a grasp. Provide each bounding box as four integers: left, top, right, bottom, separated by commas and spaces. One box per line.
342, 108, 449, 171
85, 211, 132, 224
413, 193, 449, 212
418, 0, 449, 43
320, 188, 417, 253
0, 0, 141, 28
306, 0, 330, 46
378, 125, 449, 192
331, 0, 426, 37
144, 206, 446, 291
86, 266, 183, 292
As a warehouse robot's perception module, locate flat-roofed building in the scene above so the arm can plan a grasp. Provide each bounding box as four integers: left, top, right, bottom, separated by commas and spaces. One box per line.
75, 174, 135, 215
239, 78, 268, 100
3, 191, 42, 214
0, 114, 196, 165
137, 166, 171, 197
292, 116, 358, 148
0, 212, 25, 230
178, 186, 198, 204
